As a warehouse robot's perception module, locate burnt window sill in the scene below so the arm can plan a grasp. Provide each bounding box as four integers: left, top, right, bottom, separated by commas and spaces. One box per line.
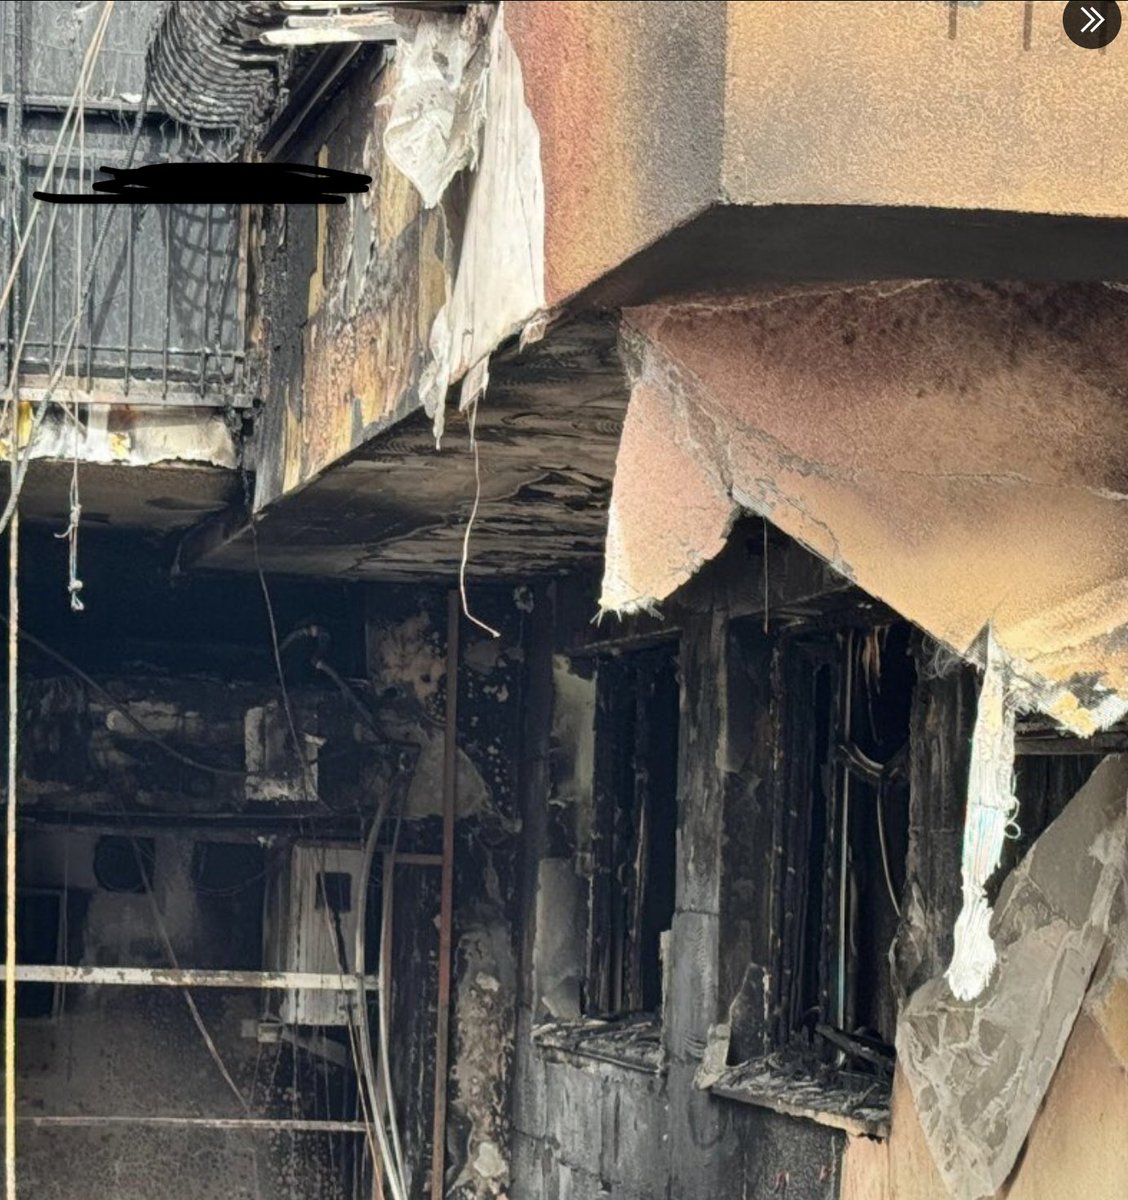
533, 1014, 665, 1076
709, 1057, 891, 1139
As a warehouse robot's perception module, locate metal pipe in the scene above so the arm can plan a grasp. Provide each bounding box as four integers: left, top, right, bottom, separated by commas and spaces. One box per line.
0, 965, 379, 991
430, 591, 459, 1200
21, 1115, 369, 1133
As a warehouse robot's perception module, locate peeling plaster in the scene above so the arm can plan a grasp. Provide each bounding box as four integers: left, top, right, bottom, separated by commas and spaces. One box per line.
415, 3, 547, 443
451, 921, 517, 1199
4, 404, 236, 469
602, 284, 1128, 735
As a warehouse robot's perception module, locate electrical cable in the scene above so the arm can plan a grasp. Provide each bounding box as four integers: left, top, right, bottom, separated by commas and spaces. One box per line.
875, 778, 902, 919
0, 617, 247, 779
249, 520, 315, 803
243, 467, 404, 1196
458, 398, 500, 640
0, 76, 152, 544
126, 832, 251, 1112
355, 800, 407, 1189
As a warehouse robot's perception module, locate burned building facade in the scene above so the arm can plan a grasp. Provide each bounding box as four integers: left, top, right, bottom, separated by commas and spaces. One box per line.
3, 3, 1128, 1199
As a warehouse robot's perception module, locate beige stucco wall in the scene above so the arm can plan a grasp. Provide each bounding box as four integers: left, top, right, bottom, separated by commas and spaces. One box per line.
724, 1, 1128, 216
254, 1, 1128, 511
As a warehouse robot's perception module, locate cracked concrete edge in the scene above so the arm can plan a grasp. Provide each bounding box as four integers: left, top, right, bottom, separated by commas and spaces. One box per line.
895, 755, 1128, 1200
600, 288, 1128, 736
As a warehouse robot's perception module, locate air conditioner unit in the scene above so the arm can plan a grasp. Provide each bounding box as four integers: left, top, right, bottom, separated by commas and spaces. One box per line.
265, 842, 366, 1026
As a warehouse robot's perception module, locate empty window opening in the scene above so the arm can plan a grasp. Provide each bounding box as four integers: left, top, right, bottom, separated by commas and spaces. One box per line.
316, 870, 353, 915
93, 836, 155, 894
586, 642, 679, 1018
14, 890, 64, 1020
777, 622, 913, 1070
191, 841, 266, 896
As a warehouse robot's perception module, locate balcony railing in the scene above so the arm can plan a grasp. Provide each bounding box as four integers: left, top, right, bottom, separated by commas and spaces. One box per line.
0, 0, 247, 409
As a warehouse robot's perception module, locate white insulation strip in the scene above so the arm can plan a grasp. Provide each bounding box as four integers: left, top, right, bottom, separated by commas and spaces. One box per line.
946, 628, 1020, 1001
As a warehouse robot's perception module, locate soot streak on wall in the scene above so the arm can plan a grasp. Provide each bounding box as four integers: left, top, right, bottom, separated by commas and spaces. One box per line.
510, 559, 847, 1200
365, 586, 525, 1199
11, 534, 525, 1200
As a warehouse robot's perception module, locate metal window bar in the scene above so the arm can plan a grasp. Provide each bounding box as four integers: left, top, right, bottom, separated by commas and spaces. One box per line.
1, 123, 246, 407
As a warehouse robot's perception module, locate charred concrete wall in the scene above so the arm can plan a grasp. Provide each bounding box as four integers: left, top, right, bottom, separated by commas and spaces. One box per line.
250, 43, 449, 509
508, 531, 1128, 1200
364, 585, 526, 1200
9, 533, 526, 1200
509, 557, 859, 1200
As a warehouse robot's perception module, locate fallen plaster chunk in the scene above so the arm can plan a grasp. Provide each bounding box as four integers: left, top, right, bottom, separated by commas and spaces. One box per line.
946, 629, 1019, 1001
897, 754, 1128, 1200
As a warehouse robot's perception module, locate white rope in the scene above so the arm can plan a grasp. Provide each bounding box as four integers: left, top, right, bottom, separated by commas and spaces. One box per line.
946, 627, 1019, 1001
458, 396, 500, 639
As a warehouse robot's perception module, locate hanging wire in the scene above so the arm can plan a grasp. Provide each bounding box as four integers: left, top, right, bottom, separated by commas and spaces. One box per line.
126, 830, 251, 1111
458, 397, 500, 639
0, 43, 152, 549
0, 617, 247, 779
61, 61, 88, 613
5, 8, 118, 1192
240, 462, 406, 1196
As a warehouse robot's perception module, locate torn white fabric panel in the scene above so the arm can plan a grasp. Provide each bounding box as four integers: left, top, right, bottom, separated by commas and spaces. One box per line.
947, 628, 1019, 1001
382, 16, 489, 209
417, 3, 546, 442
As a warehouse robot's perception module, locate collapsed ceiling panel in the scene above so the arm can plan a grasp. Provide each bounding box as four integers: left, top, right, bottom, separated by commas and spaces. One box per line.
601, 282, 1128, 736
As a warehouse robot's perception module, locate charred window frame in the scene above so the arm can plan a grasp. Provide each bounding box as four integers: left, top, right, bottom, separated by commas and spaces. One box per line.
585, 642, 680, 1019
773, 621, 913, 1068
1007, 720, 1110, 891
